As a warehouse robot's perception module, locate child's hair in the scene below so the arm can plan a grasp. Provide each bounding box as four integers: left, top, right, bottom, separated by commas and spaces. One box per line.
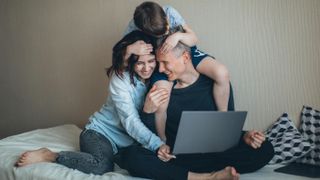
106, 30, 156, 85
134, 1, 168, 36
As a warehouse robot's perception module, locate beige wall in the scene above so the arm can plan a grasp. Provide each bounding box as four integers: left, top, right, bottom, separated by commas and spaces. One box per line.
0, 0, 319, 138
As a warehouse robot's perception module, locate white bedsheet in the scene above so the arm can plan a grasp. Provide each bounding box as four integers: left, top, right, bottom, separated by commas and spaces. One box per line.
0, 124, 314, 180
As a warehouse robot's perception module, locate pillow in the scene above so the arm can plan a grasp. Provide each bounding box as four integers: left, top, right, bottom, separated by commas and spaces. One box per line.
296, 106, 320, 166
265, 113, 314, 164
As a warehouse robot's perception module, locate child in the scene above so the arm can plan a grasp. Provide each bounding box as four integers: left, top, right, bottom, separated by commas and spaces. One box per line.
124, 1, 230, 142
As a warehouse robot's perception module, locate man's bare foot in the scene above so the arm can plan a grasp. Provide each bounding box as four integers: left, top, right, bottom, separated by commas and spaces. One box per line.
188, 166, 239, 180
210, 166, 240, 180
15, 148, 57, 167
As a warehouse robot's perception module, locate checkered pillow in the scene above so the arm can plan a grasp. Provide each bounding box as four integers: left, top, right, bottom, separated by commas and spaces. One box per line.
265, 113, 314, 164
296, 106, 320, 166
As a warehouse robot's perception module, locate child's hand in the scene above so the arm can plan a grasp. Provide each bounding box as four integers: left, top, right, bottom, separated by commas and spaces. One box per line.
143, 85, 169, 113
128, 40, 153, 56
160, 33, 180, 54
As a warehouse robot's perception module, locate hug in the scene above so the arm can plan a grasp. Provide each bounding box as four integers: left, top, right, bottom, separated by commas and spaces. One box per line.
14, 2, 275, 180
16, 29, 274, 180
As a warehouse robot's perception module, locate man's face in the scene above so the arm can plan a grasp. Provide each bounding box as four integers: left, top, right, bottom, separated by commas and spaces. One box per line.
156, 50, 186, 81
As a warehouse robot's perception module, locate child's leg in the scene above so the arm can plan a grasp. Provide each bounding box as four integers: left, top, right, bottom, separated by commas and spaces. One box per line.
153, 80, 173, 142
196, 57, 230, 111
155, 110, 167, 142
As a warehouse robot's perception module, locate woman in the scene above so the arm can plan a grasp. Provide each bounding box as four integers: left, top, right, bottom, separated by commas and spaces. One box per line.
15, 31, 168, 175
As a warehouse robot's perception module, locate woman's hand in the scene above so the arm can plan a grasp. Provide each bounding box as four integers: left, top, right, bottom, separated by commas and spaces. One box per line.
143, 85, 169, 113
127, 40, 153, 56
123, 40, 153, 68
243, 130, 266, 149
157, 144, 176, 162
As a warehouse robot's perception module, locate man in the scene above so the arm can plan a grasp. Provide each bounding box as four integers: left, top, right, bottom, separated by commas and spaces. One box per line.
115, 40, 274, 180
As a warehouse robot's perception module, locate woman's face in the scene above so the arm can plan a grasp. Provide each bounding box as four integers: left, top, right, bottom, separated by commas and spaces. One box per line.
134, 54, 156, 80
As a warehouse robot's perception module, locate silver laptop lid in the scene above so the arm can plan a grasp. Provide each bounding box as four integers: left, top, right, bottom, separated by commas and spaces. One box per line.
172, 111, 247, 154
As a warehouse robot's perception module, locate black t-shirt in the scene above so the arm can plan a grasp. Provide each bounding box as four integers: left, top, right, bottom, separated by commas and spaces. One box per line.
140, 74, 234, 150
166, 75, 217, 148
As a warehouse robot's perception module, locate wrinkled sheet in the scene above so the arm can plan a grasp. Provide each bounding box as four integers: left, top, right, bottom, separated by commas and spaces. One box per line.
0, 124, 312, 180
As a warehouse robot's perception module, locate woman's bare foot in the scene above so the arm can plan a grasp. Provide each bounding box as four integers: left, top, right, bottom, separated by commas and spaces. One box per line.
188, 166, 239, 180
210, 166, 240, 180
15, 148, 58, 167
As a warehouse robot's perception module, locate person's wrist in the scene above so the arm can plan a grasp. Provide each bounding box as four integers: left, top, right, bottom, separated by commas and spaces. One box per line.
174, 32, 183, 41
143, 106, 151, 113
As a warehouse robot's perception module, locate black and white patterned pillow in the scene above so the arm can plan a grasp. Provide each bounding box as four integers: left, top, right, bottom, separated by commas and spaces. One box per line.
265, 113, 314, 164
296, 106, 320, 166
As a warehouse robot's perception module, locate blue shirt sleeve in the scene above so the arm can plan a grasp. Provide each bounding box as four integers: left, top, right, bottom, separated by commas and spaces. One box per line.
163, 5, 186, 28
123, 19, 139, 36
109, 73, 164, 151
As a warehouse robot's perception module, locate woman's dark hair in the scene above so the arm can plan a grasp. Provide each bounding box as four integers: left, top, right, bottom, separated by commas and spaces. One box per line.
134, 1, 168, 36
106, 30, 156, 85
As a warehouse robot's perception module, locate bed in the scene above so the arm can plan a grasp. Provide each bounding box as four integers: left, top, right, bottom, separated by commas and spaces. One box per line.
0, 124, 314, 180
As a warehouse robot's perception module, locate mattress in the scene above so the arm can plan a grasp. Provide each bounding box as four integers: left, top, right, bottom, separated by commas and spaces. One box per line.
0, 124, 313, 180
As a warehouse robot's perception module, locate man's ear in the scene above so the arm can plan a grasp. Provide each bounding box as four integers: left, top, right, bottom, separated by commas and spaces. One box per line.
182, 51, 191, 64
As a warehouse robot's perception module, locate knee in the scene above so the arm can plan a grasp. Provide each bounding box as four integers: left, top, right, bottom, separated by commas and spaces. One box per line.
250, 140, 274, 170
215, 64, 230, 84
239, 140, 274, 173
92, 161, 114, 175
259, 140, 275, 163
90, 159, 114, 175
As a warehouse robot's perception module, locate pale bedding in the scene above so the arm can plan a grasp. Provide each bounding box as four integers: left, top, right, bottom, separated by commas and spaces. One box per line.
0, 124, 313, 180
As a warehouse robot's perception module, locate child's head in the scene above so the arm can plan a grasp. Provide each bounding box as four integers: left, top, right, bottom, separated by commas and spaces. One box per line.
107, 30, 156, 85
134, 1, 169, 37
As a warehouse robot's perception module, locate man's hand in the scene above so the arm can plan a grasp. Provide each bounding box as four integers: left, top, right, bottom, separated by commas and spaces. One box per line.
157, 144, 176, 162
127, 40, 153, 56
160, 33, 180, 54
143, 85, 169, 113
243, 130, 266, 149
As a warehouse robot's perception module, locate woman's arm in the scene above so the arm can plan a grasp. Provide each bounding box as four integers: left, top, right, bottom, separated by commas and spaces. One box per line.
108, 74, 164, 151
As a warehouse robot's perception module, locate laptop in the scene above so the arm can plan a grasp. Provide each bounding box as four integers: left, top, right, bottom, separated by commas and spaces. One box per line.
172, 111, 247, 155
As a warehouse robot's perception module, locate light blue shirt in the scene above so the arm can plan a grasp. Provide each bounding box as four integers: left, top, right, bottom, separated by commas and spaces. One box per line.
124, 5, 186, 36
85, 72, 164, 154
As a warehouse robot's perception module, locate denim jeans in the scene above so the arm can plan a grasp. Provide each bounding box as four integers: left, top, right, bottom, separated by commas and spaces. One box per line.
56, 129, 114, 175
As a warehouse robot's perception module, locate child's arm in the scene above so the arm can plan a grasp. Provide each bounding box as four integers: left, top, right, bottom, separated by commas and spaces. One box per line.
161, 24, 198, 53
153, 80, 173, 142
196, 57, 230, 111
176, 24, 198, 46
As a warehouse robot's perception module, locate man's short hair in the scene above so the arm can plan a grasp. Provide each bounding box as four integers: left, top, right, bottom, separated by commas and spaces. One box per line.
171, 42, 191, 58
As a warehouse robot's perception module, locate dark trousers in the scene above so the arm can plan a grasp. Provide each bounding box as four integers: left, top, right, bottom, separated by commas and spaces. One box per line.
115, 138, 274, 180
